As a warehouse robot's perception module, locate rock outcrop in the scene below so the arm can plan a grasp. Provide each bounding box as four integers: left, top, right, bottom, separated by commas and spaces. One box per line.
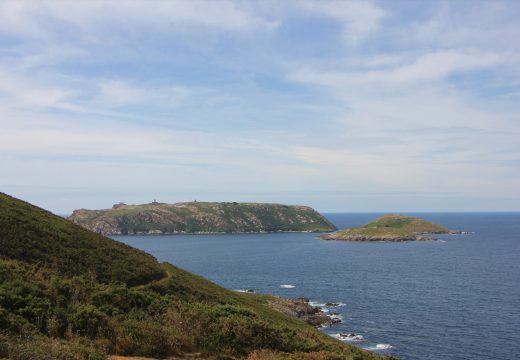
267, 297, 340, 327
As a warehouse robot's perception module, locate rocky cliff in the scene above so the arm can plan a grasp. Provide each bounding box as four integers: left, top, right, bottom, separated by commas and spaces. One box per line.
68, 201, 336, 235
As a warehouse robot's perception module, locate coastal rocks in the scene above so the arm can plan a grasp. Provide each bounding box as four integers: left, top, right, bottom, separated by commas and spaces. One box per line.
267, 297, 343, 328
325, 302, 340, 307
321, 233, 421, 242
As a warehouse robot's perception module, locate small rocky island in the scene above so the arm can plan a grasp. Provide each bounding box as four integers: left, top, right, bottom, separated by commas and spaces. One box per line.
69, 201, 336, 235
321, 214, 459, 242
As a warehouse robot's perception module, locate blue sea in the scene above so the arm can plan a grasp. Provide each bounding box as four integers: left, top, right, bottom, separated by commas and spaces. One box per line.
114, 213, 520, 360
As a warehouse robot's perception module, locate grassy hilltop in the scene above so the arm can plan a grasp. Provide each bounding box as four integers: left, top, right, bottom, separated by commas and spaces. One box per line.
321, 214, 458, 242
0, 193, 389, 360
68, 201, 336, 236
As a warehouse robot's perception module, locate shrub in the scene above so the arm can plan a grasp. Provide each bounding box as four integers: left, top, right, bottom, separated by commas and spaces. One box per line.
0, 334, 106, 360
70, 305, 110, 339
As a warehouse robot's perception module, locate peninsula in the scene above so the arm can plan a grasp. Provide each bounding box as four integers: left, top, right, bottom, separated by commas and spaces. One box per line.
321, 214, 458, 242
0, 192, 384, 359
68, 201, 336, 235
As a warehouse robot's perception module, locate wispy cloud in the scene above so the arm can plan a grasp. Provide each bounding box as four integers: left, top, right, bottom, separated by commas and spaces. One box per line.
94, 80, 192, 109
1, 0, 519, 212
302, 0, 385, 45
288, 50, 513, 88
0, 0, 277, 40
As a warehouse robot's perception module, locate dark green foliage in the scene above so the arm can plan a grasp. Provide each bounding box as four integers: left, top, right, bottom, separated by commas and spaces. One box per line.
0, 333, 106, 360
0, 193, 385, 359
0, 192, 166, 286
70, 304, 110, 339
0, 258, 382, 359
0, 279, 51, 330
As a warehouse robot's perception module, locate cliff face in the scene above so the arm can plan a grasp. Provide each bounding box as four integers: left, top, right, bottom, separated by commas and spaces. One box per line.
68, 201, 336, 235
321, 214, 458, 242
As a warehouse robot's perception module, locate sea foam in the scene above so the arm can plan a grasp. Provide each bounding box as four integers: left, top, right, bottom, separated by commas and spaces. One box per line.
309, 301, 346, 308
366, 344, 393, 351
331, 333, 364, 342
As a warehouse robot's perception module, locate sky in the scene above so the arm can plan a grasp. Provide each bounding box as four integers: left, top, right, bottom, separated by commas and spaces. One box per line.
1, 0, 520, 214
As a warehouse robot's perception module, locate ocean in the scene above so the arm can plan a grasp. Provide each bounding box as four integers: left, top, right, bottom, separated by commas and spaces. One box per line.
114, 213, 520, 359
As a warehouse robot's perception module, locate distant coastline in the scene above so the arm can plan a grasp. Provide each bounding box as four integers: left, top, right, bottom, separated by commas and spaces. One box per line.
68, 201, 336, 236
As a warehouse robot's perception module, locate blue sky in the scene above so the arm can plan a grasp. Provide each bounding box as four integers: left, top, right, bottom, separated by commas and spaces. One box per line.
1, 0, 519, 213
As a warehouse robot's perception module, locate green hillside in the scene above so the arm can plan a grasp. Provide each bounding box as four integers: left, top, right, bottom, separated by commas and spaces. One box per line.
0, 193, 165, 286
68, 201, 336, 235
321, 214, 457, 242
0, 193, 390, 360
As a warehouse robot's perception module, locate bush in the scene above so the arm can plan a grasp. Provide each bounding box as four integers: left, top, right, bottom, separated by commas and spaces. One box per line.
112, 319, 180, 357
0, 334, 106, 360
70, 305, 110, 339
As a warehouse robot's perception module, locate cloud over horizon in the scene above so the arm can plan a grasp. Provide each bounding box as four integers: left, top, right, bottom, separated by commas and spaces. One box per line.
1, 0, 519, 213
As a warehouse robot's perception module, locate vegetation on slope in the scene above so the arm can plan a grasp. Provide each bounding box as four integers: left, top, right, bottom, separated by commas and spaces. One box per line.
0, 193, 165, 286
321, 214, 458, 242
0, 193, 390, 360
68, 201, 336, 235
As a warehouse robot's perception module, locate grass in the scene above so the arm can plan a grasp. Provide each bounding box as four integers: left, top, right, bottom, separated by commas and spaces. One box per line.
0, 192, 392, 360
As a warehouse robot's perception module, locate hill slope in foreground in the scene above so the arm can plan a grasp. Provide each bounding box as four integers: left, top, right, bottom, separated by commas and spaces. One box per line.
0, 193, 389, 360
321, 214, 458, 242
68, 201, 336, 236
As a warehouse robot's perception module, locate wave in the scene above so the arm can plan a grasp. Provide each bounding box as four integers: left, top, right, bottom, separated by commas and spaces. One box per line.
309, 301, 326, 307
331, 333, 364, 342
365, 343, 393, 351
280, 284, 295, 288
309, 301, 346, 308
376, 343, 393, 350
329, 314, 343, 321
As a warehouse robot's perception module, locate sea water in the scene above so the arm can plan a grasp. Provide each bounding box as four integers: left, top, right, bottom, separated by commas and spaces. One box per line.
114, 213, 520, 360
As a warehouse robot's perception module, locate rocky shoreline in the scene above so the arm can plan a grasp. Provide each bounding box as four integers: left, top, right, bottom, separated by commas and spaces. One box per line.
320, 233, 440, 241
265, 296, 343, 327
108, 229, 324, 236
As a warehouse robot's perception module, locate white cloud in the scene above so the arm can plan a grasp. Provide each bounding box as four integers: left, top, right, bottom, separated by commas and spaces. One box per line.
0, 68, 74, 109
95, 80, 191, 109
290, 145, 413, 186
302, 0, 384, 45
386, 51, 503, 83
0, 0, 277, 41
1, 0, 519, 212
403, 1, 520, 52
289, 50, 512, 88
0, 61, 197, 115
